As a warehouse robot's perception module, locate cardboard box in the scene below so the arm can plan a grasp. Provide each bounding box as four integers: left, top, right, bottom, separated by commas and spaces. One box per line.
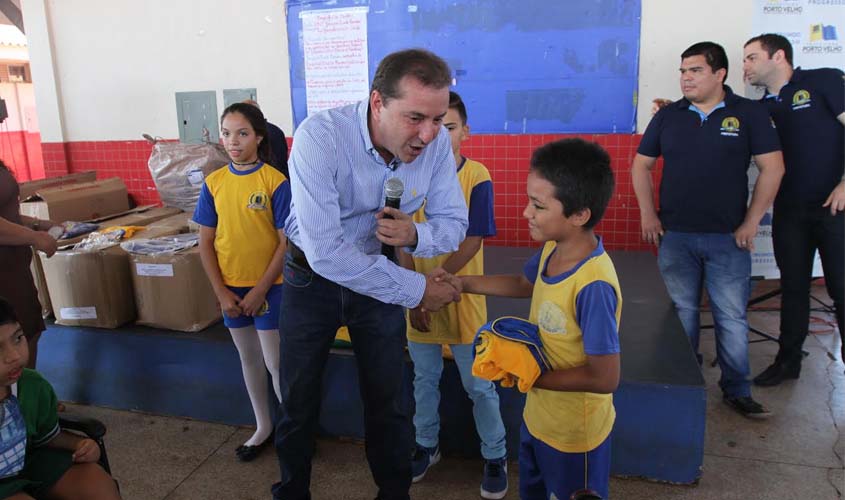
40, 224, 184, 328
31, 207, 183, 320
20, 177, 129, 222
18, 171, 97, 200
145, 212, 192, 232
89, 205, 181, 226
41, 246, 135, 328
130, 247, 221, 332
29, 249, 52, 318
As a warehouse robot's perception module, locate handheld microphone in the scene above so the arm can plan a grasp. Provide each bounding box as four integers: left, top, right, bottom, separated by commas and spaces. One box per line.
381, 177, 404, 259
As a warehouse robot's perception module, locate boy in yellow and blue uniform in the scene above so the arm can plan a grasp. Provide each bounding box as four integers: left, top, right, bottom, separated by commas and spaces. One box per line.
398, 91, 507, 499
463, 138, 621, 499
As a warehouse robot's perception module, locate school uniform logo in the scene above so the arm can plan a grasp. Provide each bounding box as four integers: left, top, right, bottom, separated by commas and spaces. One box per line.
791, 90, 812, 110
720, 117, 740, 137
247, 191, 269, 210
537, 301, 567, 335
256, 300, 269, 316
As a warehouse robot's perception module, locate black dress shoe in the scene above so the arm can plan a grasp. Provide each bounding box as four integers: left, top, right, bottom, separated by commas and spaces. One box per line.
235, 436, 271, 462
754, 361, 800, 387
723, 395, 773, 419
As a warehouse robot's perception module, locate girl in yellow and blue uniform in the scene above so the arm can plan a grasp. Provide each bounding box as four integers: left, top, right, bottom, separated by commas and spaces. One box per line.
463, 138, 621, 499
193, 103, 290, 463
398, 92, 507, 499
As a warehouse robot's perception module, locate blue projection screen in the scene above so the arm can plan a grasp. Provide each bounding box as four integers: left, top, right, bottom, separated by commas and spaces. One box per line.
286, 0, 641, 134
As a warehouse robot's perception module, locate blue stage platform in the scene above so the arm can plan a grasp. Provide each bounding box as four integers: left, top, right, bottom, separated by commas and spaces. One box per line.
38, 248, 705, 484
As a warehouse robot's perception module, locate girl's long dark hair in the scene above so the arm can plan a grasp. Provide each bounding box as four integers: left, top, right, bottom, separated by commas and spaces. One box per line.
220, 103, 272, 165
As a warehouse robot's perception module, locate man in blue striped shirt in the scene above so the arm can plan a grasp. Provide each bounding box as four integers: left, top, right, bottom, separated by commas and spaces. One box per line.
272, 49, 469, 500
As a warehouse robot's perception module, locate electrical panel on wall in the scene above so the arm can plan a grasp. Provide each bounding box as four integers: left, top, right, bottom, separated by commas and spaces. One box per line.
223, 88, 257, 108
175, 91, 219, 144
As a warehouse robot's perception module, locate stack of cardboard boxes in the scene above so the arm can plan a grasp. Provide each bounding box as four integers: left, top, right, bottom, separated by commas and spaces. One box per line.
128, 213, 220, 333
22, 173, 221, 332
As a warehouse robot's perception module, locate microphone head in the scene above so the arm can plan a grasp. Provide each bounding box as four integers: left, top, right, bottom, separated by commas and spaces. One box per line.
385, 177, 404, 199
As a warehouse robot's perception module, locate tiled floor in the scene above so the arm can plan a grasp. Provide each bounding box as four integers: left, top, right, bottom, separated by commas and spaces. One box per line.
62, 284, 843, 499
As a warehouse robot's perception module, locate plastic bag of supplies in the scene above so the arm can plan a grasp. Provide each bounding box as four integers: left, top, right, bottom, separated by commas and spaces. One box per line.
144, 134, 229, 212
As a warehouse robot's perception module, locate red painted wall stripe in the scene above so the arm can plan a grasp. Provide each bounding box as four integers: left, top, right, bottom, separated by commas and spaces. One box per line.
41, 135, 662, 251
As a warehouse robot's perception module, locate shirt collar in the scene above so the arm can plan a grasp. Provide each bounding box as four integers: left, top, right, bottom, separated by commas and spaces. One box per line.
357, 99, 401, 170
227, 161, 264, 176
542, 236, 606, 283
677, 84, 738, 110
357, 99, 375, 153
765, 67, 801, 100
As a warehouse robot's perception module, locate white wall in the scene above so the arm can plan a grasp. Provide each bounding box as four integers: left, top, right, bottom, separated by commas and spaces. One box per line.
637, 0, 753, 131
23, 0, 759, 141
24, 0, 292, 142
0, 83, 39, 132
0, 45, 29, 61
21, 0, 64, 142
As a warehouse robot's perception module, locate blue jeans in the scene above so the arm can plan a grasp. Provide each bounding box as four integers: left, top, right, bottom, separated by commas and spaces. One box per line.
407, 341, 506, 459
657, 231, 752, 398
272, 254, 411, 500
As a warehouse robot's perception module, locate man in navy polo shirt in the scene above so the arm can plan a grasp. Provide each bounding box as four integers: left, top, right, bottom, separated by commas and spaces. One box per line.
632, 41, 785, 418
742, 33, 845, 385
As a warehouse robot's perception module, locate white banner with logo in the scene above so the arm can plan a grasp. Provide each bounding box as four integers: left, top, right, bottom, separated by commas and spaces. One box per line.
748, 0, 843, 279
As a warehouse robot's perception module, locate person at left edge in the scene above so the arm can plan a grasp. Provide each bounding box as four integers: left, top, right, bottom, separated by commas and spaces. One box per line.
0, 161, 62, 369
272, 48, 468, 500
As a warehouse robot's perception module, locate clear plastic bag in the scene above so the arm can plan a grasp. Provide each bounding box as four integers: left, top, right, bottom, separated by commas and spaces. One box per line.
144, 135, 229, 212
72, 229, 127, 251
120, 233, 200, 256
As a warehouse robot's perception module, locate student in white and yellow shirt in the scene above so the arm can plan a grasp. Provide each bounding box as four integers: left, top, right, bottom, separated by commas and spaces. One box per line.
462, 138, 621, 500
398, 92, 507, 500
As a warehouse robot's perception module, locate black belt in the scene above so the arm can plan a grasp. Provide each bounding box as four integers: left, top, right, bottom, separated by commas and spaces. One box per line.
287, 239, 311, 271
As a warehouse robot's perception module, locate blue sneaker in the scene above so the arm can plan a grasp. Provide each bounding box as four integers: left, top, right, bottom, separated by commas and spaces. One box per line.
480, 457, 508, 499
411, 443, 440, 483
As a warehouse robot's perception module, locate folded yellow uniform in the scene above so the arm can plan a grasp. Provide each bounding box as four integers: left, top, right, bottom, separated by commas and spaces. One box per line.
472, 316, 551, 393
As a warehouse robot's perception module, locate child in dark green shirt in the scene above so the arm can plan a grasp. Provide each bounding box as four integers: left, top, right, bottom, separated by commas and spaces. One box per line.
0, 297, 120, 499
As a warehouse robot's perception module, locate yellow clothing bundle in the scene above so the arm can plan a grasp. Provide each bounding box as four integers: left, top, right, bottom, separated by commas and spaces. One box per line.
472, 316, 552, 393
100, 225, 146, 239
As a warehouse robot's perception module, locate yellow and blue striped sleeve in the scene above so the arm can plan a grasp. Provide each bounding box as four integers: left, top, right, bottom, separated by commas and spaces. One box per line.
576, 281, 621, 355
271, 180, 292, 230
192, 182, 218, 228
467, 179, 496, 237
